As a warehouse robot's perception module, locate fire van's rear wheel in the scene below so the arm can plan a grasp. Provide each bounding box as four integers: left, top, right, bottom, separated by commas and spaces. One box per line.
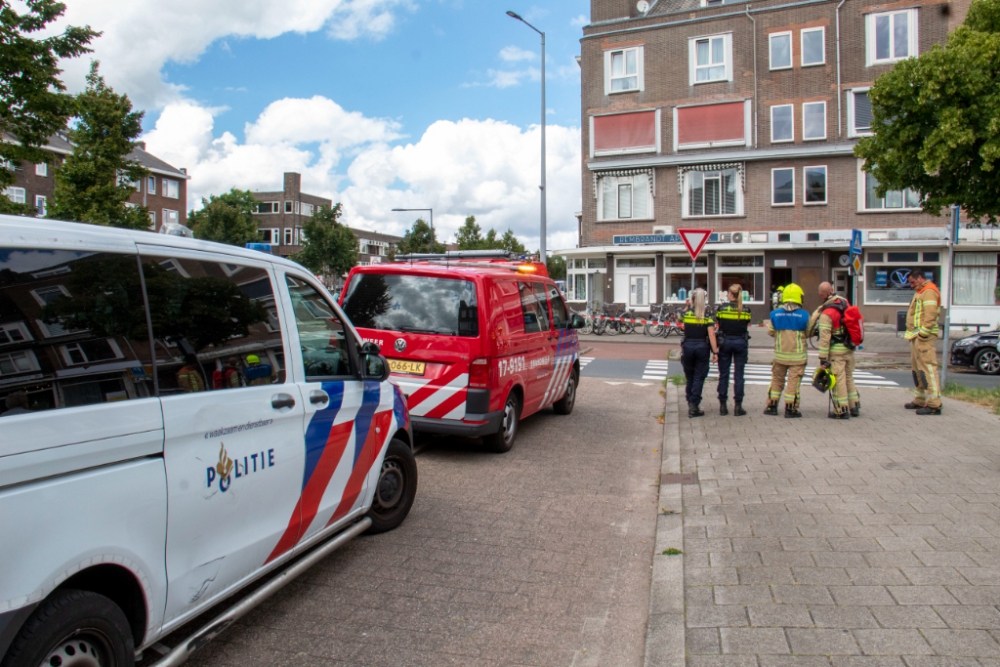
0, 590, 133, 667
365, 438, 418, 534
553, 369, 578, 415
484, 392, 520, 453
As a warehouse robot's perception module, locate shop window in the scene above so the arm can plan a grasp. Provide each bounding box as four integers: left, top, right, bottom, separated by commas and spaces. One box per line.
866, 264, 940, 304
718, 272, 764, 302
954, 253, 1000, 306
617, 258, 655, 268
665, 272, 708, 303
589, 258, 607, 268
569, 274, 587, 301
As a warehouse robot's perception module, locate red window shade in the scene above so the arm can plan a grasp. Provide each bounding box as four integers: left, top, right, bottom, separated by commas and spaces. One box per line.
593, 111, 656, 153
677, 102, 745, 146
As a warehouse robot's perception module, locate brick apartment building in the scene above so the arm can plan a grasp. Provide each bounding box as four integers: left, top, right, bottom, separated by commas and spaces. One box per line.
250, 172, 401, 266
561, 0, 1000, 326
2, 133, 190, 230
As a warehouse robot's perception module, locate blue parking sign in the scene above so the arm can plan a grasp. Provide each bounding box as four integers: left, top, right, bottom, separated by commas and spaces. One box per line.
850, 229, 863, 255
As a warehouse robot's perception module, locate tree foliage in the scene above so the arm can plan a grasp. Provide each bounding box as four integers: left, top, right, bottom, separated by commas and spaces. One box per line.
0, 0, 97, 215
49, 62, 150, 229
189, 188, 260, 246
453, 214, 527, 254
455, 215, 483, 250
394, 218, 446, 255
292, 203, 358, 278
855, 0, 1000, 224
546, 254, 566, 280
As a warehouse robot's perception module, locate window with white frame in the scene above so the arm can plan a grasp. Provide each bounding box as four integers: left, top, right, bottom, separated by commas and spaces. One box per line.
35, 163, 47, 177
256, 201, 279, 214
717, 255, 765, 302
147, 176, 156, 193
148, 210, 156, 226
31, 285, 69, 306
284, 228, 293, 245
4, 187, 25, 204
864, 251, 940, 304
772, 168, 795, 206
259, 228, 280, 244
770, 104, 794, 143
0, 322, 31, 345
802, 101, 826, 140
847, 88, 873, 137
866, 9, 918, 66
683, 168, 742, 217
0, 350, 40, 376
301, 202, 315, 217
804, 165, 827, 204
605, 46, 643, 93
769, 32, 792, 70
162, 209, 179, 225
598, 173, 652, 221
953, 253, 1000, 306
689, 34, 731, 84
60, 338, 123, 366
162, 179, 179, 199
860, 168, 921, 210
801, 27, 825, 66
34, 195, 46, 217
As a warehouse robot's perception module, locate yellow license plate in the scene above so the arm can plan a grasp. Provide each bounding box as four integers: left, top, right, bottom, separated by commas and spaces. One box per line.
389, 359, 426, 376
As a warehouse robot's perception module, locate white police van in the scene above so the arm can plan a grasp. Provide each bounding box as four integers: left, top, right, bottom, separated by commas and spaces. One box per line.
0, 217, 417, 667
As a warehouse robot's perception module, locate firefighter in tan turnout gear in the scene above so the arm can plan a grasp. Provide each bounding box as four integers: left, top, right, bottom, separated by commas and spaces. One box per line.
905, 272, 943, 415
765, 283, 810, 418
813, 282, 859, 419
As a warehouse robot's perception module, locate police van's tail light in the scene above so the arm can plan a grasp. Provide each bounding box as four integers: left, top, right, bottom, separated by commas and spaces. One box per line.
469, 357, 490, 388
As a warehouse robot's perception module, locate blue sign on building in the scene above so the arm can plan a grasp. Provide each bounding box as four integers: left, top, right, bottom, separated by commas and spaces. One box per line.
613, 233, 720, 245
850, 229, 863, 255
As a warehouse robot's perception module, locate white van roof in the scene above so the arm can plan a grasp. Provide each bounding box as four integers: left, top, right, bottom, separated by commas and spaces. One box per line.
0, 214, 305, 271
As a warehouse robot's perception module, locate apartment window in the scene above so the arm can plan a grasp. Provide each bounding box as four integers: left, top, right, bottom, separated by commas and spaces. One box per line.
861, 170, 921, 210
284, 228, 293, 245
61, 339, 123, 366
3, 187, 25, 204
35, 163, 47, 177
804, 166, 828, 204
683, 168, 741, 217
259, 228, 280, 244
592, 110, 658, 156
604, 46, 643, 94
162, 209, 179, 225
847, 89, 873, 137
803, 102, 826, 140
769, 32, 792, 70
147, 176, 156, 193
599, 173, 651, 221
801, 28, 825, 66
256, 202, 279, 214
674, 101, 749, 150
772, 168, 795, 206
867, 9, 918, 65
148, 211, 156, 226
0, 322, 30, 345
162, 179, 179, 199
0, 350, 39, 376
284, 201, 293, 214
34, 195, 46, 217
301, 202, 315, 217
31, 285, 70, 306
689, 34, 731, 84
770, 105, 794, 143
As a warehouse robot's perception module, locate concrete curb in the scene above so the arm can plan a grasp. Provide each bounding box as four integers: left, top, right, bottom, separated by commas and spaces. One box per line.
642, 382, 685, 667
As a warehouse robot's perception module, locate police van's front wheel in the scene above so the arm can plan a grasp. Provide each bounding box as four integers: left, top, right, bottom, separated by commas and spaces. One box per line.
365, 438, 418, 534
0, 589, 134, 667
484, 392, 520, 453
553, 369, 578, 415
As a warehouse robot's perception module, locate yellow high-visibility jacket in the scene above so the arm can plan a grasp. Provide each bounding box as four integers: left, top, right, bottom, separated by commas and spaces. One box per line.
905, 282, 941, 340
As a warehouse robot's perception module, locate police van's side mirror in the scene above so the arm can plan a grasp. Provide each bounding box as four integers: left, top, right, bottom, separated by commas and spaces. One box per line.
361, 341, 381, 355
570, 313, 586, 330
362, 353, 391, 382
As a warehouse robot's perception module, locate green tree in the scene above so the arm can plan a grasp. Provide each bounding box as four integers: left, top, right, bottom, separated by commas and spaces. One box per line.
501, 229, 527, 255
482, 228, 501, 250
292, 203, 358, 279
49, 62, 150, 229
0, 0, 97, 216
855, 0, 1000, 224
546, 254, 566, 280
394, 218, 446, 255
188, 188, 259, 246
455, 215, 484, 249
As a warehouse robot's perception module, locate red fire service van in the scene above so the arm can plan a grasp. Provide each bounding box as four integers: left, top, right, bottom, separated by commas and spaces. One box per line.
340, 251, 585, 452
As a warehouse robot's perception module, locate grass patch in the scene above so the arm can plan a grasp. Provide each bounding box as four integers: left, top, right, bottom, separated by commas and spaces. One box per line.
669, 374, 686, 386
655, 412, 665, 424
661, 548, 683, 556
943, 382, 1000, 414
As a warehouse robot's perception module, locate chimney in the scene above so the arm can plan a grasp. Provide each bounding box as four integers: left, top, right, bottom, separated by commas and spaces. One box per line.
136, 141, 146, 150
180, 167, 187, 174
283, 172, 301, 196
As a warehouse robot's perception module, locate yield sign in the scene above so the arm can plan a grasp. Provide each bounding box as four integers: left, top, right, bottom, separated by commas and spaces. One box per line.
678, 228, 713, 260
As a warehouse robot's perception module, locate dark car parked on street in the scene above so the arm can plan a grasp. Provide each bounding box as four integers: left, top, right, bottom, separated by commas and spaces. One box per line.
951, 330, 1000, 375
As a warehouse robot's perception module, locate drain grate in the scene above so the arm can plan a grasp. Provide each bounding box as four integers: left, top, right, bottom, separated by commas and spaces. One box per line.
662, 473, 698, 485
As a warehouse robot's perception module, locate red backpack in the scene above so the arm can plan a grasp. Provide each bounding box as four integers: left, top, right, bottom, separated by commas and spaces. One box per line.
825, 299, 865, 349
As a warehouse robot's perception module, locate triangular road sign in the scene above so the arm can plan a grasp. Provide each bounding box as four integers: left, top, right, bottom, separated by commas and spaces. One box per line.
678, 228, 713, 260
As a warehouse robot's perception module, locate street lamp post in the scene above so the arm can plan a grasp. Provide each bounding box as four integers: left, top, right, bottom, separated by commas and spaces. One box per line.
506, 10, 546, 260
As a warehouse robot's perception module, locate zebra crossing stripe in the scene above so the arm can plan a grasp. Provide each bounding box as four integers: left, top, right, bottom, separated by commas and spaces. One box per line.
579, 356, 594, 368
643, 359, 671, 381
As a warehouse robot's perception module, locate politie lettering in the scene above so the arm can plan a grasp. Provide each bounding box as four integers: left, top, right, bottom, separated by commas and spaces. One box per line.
206, 448, 276, 493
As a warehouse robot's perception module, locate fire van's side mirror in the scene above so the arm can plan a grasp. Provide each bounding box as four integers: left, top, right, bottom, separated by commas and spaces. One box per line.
570, 313, 586, 330
362, 353, 391, 382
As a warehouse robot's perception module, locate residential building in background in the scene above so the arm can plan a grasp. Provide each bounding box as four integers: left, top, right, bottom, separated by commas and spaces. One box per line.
562, 0, 1000, 327
1, 134, 190, 230
250, 172, 400, 265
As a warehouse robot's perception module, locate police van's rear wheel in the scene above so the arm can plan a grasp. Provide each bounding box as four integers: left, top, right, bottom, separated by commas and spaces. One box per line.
365, 438, 418, 534
553, 369, 578, 415
484, 392, 520, 453
0, 590, 133, 667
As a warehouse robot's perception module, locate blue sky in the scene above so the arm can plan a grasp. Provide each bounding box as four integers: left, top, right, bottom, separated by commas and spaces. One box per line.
56, 0, 590, 250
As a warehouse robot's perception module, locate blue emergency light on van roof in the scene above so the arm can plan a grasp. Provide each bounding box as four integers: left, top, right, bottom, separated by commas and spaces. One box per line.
245, 243, 273, 254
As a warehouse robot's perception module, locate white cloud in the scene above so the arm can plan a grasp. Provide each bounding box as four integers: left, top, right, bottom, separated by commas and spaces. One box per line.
499, 45, 536, 62
51, 0, 414, 110
143, 99, 582, 251
570, 14, 589, 27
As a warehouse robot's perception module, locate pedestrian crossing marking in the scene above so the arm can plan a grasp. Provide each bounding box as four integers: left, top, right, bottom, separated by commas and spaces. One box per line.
642, 359, 671, 380
603, 381, 657, 387
703, 362, 898, 387
580, 356, 594, 368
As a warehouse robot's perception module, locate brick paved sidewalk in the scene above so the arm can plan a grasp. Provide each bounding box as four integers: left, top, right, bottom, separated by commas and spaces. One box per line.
677, 383, 1000, 666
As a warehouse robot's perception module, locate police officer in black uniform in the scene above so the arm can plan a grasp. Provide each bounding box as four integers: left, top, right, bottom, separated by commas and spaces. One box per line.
681, 287, 719, 418
715, 283, 752, 416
